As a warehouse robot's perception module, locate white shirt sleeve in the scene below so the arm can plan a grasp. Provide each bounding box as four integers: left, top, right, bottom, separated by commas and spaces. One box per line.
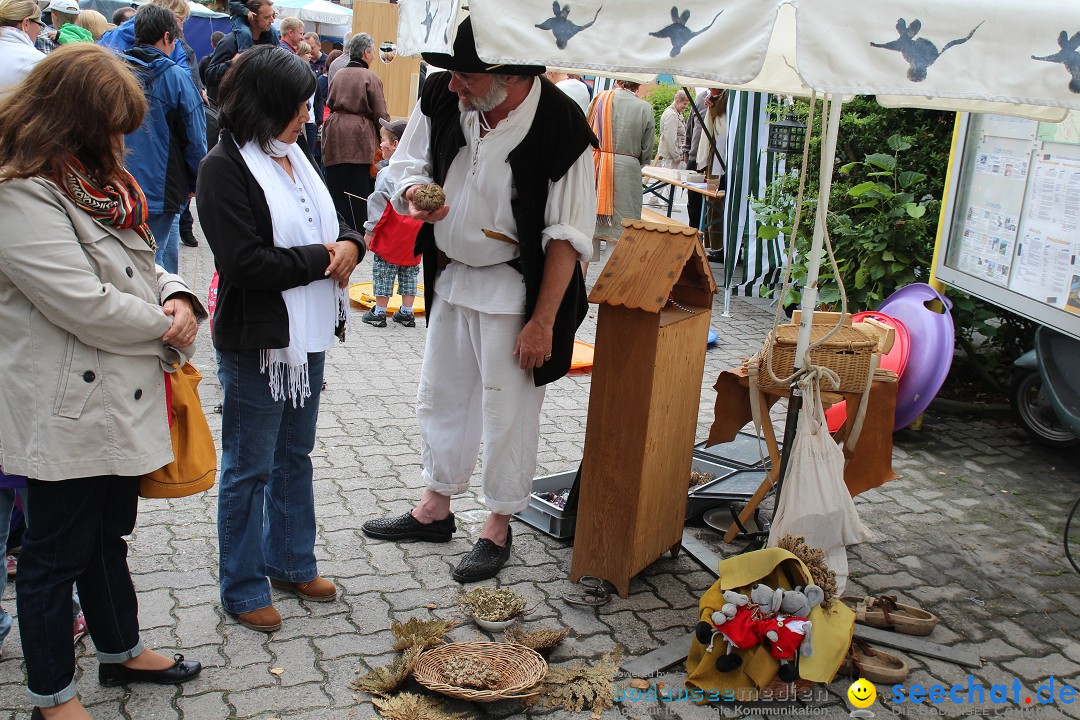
542, 146, 596, 260
384, 101, 434, 217
364, 168, 389, 234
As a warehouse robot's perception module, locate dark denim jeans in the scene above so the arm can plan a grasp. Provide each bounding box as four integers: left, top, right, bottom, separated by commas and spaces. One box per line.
16, 476, 144, 707
216, 350, 324, 614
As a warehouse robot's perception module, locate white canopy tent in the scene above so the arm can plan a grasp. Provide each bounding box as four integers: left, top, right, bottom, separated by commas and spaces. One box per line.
397, 0, 1080, 364
274, 0, 351, 39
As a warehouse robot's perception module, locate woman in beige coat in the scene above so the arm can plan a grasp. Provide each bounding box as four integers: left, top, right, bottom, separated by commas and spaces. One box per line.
321, 31, 389, 226
0, 45, 206, 720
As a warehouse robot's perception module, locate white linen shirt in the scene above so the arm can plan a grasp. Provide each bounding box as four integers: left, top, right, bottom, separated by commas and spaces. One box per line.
386, 77, 596, 314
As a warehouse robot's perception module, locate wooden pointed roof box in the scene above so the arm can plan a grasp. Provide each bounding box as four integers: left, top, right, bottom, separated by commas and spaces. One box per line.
588, 220, 717, 312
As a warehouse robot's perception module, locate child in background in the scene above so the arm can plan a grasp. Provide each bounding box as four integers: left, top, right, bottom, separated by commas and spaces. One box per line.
227, 0, 279, 52
362, 118, 422, 328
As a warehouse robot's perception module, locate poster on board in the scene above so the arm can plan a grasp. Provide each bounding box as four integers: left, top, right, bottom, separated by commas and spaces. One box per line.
937, 112, 1080, 340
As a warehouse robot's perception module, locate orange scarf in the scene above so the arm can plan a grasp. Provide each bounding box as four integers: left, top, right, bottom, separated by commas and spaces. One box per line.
588, 89, 616, 224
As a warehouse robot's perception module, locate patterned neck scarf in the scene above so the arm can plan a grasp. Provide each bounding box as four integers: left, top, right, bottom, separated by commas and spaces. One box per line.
60, 158, 155, 249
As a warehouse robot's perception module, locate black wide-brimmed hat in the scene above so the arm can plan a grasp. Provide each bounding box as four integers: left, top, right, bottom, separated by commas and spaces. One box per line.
422, 17, 545, 76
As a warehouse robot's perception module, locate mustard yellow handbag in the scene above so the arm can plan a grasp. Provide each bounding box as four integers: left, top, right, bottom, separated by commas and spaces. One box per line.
139, 362, 217, 499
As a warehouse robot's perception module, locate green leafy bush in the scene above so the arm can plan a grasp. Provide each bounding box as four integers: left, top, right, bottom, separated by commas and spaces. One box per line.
757, 97, 1026, 389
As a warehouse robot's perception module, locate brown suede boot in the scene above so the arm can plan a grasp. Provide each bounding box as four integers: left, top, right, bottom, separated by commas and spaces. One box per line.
270, 576, 338, 602
234, 606, 281, 632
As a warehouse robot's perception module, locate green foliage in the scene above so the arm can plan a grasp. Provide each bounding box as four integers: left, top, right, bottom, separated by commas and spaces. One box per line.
755, 96, 1029, 385
757, 129, 937, 311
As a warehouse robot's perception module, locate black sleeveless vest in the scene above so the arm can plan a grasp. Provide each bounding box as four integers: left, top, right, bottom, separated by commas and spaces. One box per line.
415, 72, 597, 386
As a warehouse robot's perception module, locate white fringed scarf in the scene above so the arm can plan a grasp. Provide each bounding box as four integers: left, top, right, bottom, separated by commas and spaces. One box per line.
238, 137, 347, 406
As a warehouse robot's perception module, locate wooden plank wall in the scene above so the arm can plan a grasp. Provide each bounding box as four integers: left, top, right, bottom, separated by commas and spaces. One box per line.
353, 1, 421, 119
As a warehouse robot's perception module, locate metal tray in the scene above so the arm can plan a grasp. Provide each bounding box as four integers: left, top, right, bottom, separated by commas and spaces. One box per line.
689, 468, 769, 501
686, 457, 740, 519
694, 431, 776, 469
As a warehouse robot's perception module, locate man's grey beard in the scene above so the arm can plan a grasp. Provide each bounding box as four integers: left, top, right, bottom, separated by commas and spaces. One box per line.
459, 75, 510, 113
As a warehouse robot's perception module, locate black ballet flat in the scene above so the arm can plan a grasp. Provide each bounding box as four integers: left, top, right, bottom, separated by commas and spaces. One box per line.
99, 653, 202, 686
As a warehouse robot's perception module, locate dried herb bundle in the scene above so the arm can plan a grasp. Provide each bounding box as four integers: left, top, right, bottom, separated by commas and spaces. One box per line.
531, 646, 622, 719
777, 534, 838, 607
689, 470, 715, 488
503, 625, 571, 650
351, 646, 421, 695
370, 692, 469, 720
391, 617, 458, 652
458, 588, 527, 622
439, 654, 502, 690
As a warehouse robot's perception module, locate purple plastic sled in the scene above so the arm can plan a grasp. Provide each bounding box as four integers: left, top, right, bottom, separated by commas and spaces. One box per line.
877, 283, 955, 430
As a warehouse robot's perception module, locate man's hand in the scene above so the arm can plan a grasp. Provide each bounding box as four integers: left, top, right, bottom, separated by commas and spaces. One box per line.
324, 241, 360, 287
405, 184, 449, 223
513, 318, 554, 369
161, 296, 199, 347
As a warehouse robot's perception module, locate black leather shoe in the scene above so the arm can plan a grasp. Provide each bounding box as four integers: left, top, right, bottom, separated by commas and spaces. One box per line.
452, 526, 512, 583
31, 708, 43, 720
99, 653, 202, 686
706, 249, 723, 263
362, 512, 456, 542
179, 231, 199, 247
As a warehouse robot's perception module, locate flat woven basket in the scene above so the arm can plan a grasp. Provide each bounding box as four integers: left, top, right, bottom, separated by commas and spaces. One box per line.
413, 642, 547, 702
756, 324, 875, 394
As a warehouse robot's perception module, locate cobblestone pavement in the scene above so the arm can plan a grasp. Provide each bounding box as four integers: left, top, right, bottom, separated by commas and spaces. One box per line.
0, 222, 1076, 720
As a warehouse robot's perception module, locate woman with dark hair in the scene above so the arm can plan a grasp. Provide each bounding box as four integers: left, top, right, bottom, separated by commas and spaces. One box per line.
196, 45, 365, 634
0, 44, 204, 720
321, 31, 388, 225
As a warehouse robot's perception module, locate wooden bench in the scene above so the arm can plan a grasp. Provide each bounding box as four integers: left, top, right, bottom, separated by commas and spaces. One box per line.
640, 207, 693, 229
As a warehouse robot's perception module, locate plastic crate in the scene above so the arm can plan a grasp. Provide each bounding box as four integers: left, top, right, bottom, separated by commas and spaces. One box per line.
513, 471, 576, 540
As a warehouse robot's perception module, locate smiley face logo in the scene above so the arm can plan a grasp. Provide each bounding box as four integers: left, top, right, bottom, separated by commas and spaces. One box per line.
848, 678, 877, 708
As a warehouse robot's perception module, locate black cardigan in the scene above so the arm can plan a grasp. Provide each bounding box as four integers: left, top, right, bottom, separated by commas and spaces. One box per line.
417, 73, 597, 386
196, 131, 366, 351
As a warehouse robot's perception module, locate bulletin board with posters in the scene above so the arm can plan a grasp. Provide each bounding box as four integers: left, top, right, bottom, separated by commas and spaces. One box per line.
937, 112, 1080, 341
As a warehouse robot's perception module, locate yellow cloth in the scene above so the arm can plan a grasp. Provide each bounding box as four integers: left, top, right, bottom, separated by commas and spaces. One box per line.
686, 548, 853, 696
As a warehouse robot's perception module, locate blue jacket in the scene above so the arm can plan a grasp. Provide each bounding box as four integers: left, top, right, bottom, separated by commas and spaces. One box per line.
99, 17, 188, 69
123, 46, 206, 215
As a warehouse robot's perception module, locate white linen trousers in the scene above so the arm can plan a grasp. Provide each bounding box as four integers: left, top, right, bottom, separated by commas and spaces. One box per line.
417, 296, 546, 515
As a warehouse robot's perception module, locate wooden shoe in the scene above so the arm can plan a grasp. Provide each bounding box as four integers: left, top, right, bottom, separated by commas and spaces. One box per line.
270, 576, 337, 602
233, 605, 281, 632
840, 595, 938, 636
838, 641, 911, 684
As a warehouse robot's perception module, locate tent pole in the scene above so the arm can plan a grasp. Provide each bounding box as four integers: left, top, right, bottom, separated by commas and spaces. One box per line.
682, 86, 727, 177
794, 94, 843, 368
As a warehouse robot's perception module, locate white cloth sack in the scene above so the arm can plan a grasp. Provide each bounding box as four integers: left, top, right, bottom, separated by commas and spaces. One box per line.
767, 374, 874, 594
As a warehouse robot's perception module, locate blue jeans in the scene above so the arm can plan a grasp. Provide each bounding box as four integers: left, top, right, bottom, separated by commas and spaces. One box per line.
147, 212, 178, 274
216, 349, 324, 614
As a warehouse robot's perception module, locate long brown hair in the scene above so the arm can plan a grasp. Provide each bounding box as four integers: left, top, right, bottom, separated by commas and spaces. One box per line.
0, 44, 146, 185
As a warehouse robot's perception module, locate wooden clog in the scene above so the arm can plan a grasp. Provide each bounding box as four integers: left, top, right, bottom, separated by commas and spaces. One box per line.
840, 595, 938, 636
838, 641, 911, 684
